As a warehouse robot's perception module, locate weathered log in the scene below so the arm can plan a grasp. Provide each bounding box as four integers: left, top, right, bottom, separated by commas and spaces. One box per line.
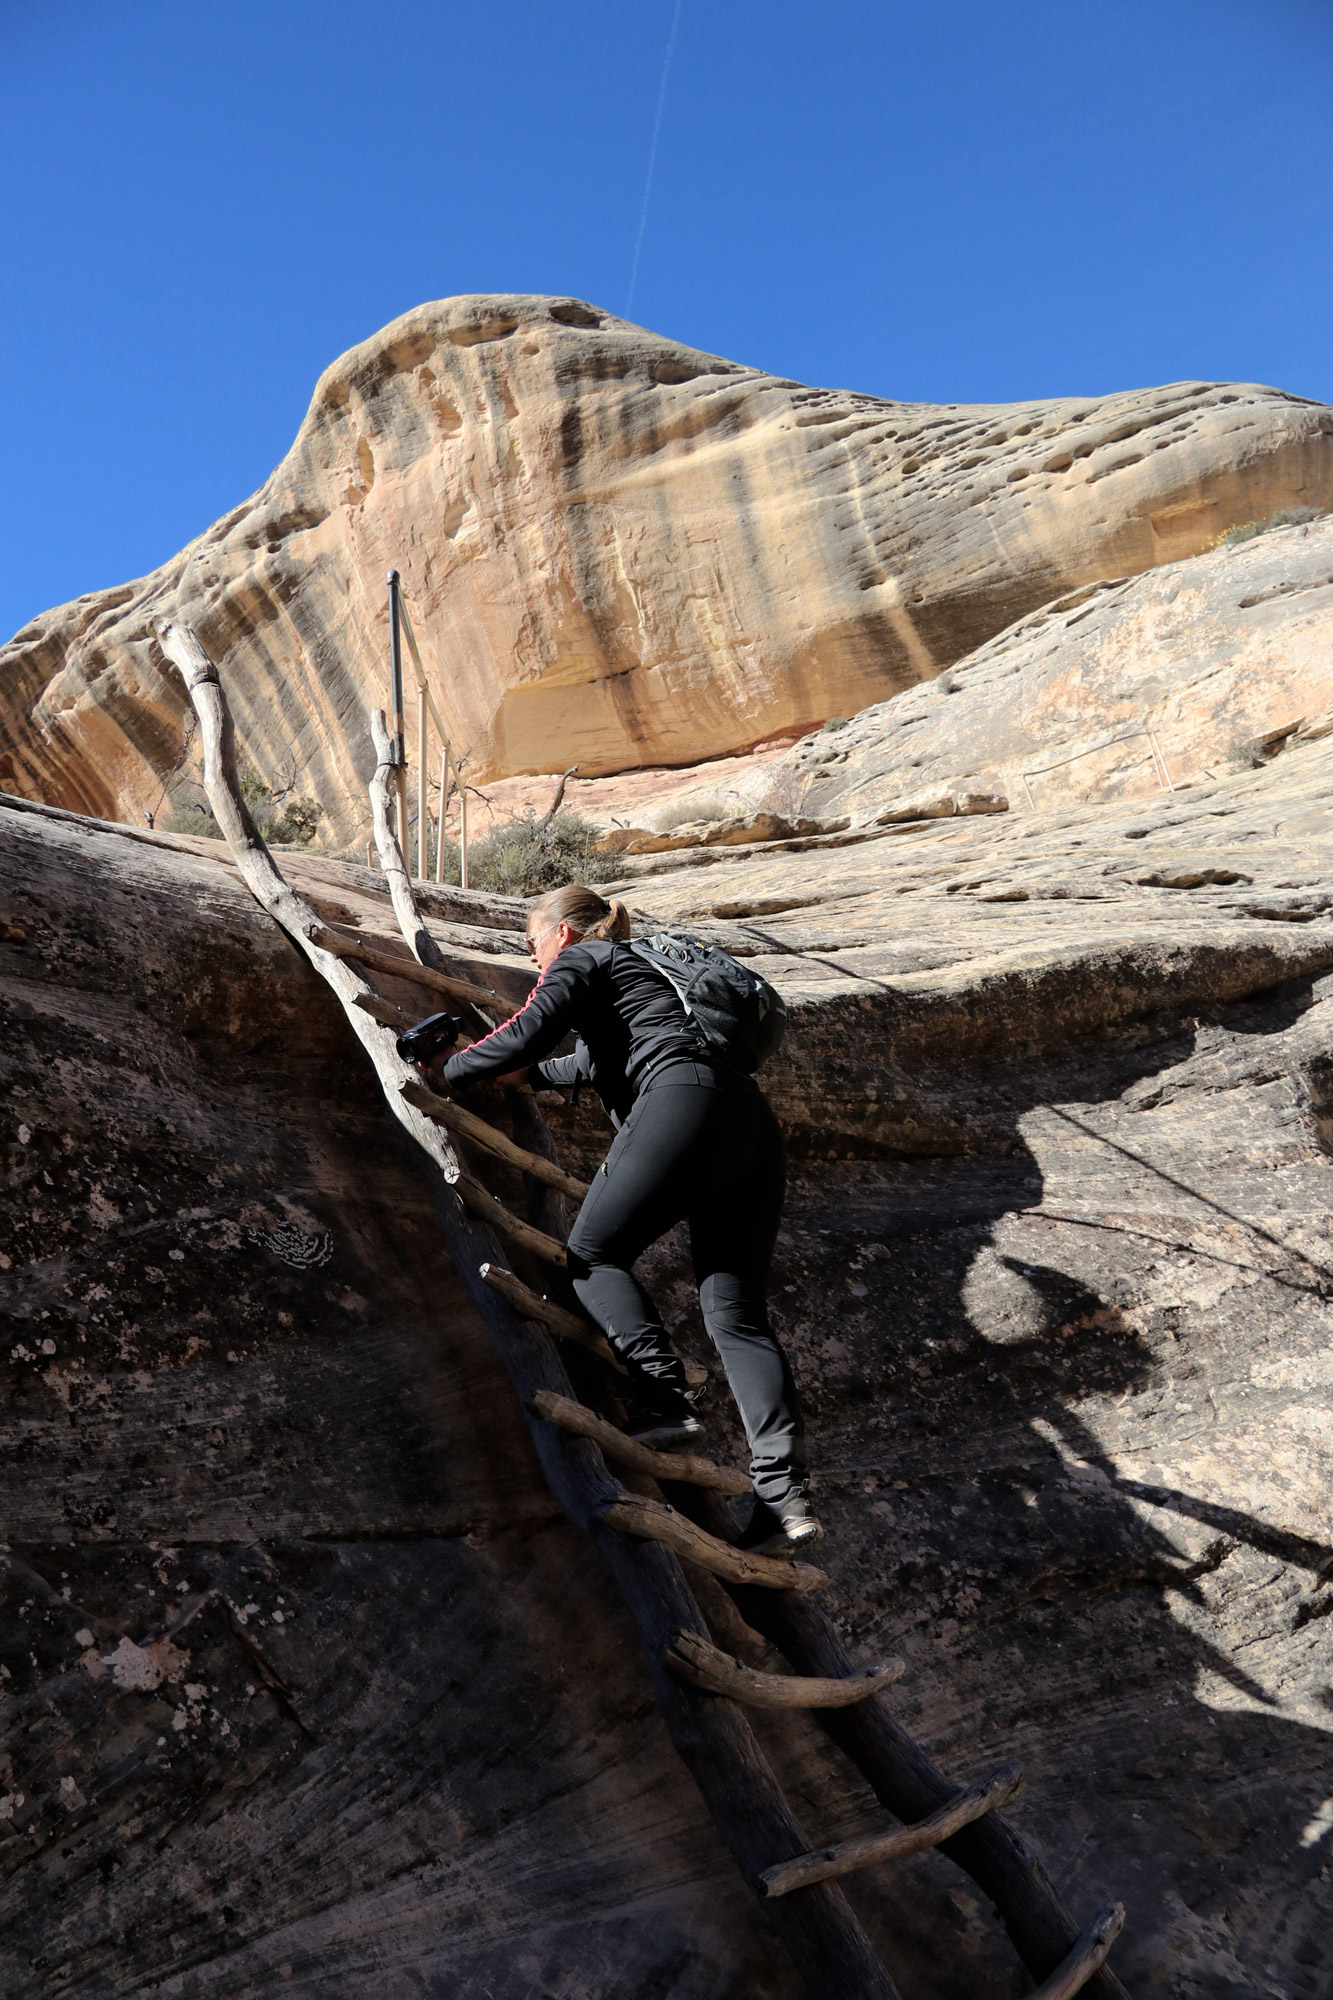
397, 590, 464, 894
758, 1761, 1024, 1898
480, 1263, 622, 1370
416, 683, 429, 880
355, 639, 907, 1995
666, 1628, 903, 1709
710, 1567, 1132, 2000
403, 1078, 591, 1199
154, 622, 478, 1200
529, 1389, 751, 1495
457, 1172, 568, 1266
537, 763, 579, 829
369, 707, 463, 980
1027, 1905, 1125, 2000
598, 1490, 827, 1593
435, 741, 450, 884
162, 621, 905, 2000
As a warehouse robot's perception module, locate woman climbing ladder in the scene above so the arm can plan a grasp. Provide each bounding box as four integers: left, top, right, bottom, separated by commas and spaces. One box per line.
434, 883, 821, 1557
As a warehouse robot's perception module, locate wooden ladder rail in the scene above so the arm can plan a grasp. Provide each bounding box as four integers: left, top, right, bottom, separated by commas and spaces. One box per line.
371, 808, 1134, 2000
353, 701, 1131, 1998
157, 622, 904, 2000
680, 1490, 1132, 1999
355, 884, 1131, 1996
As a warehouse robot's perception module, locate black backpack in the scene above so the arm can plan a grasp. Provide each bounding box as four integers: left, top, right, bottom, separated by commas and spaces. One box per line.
629, 932, 787, 1073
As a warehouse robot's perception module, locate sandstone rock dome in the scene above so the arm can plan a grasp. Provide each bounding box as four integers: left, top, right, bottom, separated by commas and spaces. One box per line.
4, 304, 1333, 1998
2, 294, 1332, 843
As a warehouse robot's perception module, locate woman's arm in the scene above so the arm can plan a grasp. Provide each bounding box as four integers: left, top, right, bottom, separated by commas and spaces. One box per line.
441, 948, 591, 1090
532, 1048, 591, 1091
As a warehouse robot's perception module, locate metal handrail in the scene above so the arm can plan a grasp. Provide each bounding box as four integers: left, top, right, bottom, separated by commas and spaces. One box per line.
1019, 718, 1176, 808
386, 569, 470, 888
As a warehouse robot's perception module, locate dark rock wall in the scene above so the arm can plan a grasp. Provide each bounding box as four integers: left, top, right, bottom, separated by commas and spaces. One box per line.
626, 993, 1333, 1998
4, 795, 1333, 1998
0, 803, 798, 1999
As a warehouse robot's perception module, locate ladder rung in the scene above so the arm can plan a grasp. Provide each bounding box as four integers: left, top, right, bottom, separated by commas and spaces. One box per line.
312, 921, 517, 1013
597, 1490, 827, 1593
483, 1271, 706, 1388
354, 990, 410, 1027
456, 1174, 567, 1266
1026, 1903, 1125, 2000
404, 1079, 591, 1199
529, 1390, 751, 1494
665, 1628, 903, 1707
480, 1263, 621, 1367
758, 1761, 1024, 1898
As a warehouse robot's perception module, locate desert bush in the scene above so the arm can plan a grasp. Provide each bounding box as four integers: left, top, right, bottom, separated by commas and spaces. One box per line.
276, 796, 324, 844
160, 804, 222, 840
1211, 505, 1326, 550
162, 767, 323, 846
431, 810, 617, 897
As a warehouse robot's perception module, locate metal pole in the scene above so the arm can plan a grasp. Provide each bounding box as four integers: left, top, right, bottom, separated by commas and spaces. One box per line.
435, 743, 449, 884
397, 588, 464, 877
387, 569, 409, 855
417, 684, 429, 879
1147, 727, 1176, 793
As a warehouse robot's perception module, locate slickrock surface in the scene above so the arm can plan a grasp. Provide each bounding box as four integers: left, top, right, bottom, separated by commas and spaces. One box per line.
388, 508, 1333, 850
5, 724, 1333, 1993
784, 512, 1333, 828
3, 293, 1332, 839
609, 738, 1333, 1998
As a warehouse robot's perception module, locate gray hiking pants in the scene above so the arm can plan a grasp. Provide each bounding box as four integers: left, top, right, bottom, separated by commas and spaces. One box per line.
565, 1061, 805, 1505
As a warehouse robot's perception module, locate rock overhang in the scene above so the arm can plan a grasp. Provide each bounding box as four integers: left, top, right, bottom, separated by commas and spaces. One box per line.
3, 294, 1331, 842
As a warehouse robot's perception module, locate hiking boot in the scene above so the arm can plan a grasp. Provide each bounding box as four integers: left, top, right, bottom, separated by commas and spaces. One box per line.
736, 1489, 824, 1558
622, 1395, 708, 1452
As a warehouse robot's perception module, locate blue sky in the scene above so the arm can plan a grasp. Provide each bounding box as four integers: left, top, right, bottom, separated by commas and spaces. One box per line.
2, 0, 1329, 643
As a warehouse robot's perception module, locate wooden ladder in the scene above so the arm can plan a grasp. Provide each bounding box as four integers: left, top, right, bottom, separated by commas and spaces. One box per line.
158, 622, 1129, 2000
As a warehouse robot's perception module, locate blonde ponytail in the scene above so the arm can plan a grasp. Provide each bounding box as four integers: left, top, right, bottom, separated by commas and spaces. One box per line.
529, 883, 631, 942
584, 897, 632, 942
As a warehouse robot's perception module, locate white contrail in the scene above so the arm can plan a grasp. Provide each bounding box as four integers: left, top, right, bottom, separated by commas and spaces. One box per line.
626, 0, 684, 318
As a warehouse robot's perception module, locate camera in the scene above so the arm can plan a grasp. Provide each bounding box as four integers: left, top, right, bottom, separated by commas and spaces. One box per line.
396, 1011, 466, 1067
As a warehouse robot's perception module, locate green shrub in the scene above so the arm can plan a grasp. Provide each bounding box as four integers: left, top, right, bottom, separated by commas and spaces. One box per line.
459, 810, 617, 897
373, 809, 614, 895
161, 804, 222, 840
1212, 505, 1326, 550
648, 790, 742, 832
275, 796, 324, 845
162, 766, 323, 846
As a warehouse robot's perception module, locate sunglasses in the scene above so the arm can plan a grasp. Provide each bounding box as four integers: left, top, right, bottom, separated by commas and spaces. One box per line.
526, 922, 558, 960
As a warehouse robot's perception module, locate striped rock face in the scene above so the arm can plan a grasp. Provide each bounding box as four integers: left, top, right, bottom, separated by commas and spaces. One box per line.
783, 510, 1333, 827
3, 291, 1332, 841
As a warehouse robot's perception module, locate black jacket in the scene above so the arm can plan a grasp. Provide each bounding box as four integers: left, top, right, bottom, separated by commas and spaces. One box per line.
442, 940, 712, 1124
